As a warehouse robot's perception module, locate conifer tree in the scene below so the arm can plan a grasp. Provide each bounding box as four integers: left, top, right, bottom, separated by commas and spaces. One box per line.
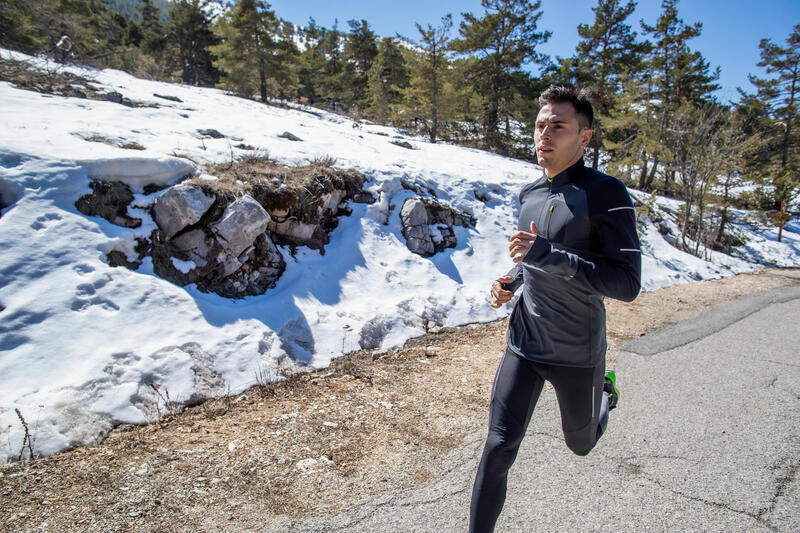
569, 0, 647, 168
0, 0, 47, 53
395, 15, 455, 142
211, 0, 272, 101
630, 0, 719, 195
344, 19, 379, 112
295, 18, 329, 105
366, 37, 408, 124
317, 20, 348, 111
138, 0, 166, 56
451, 0, 550, 154
169, 0, 219, 86
747, 24, 799, 240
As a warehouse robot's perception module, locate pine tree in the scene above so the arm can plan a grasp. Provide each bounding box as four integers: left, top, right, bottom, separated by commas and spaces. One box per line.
210, 0, 278, 101
0, 0, 47, 53
394, 15, 455, 142
451, 0, 551, 154
138, 0, 166, 56
344, 19, 379, 112
169, 0, 219, 86
570, 0, 647, 168
747, 24, 800, 241
638, 0, 719, 195
366, 37, 408, 124
318, 20, 349, 111
295, 18, 328, 105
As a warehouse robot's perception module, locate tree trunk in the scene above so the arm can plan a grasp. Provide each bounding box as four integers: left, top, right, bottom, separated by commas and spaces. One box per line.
645, 156, 659, 191
259, 61, 267, 103
638, 156, 649, 190
664, 169, 675, 197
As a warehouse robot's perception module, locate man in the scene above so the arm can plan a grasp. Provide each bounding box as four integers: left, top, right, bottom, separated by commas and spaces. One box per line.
469, 86, 642, 532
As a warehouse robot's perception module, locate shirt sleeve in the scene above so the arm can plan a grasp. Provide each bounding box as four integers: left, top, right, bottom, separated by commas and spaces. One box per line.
502, 263, 524, 292
522, 179, 642, 302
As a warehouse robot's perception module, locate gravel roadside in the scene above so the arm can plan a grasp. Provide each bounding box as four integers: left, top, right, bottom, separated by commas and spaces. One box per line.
2, 268, 799, 532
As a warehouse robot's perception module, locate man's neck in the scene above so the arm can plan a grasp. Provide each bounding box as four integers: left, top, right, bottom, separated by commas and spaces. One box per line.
544, 154, 584, 178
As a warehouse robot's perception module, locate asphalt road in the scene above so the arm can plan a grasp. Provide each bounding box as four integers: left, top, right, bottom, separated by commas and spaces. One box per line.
282, 285, 800, 532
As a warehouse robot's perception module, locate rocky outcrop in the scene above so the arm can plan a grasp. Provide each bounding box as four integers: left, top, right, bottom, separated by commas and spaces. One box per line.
77, 164, 367, 297
400, 197, 474, 257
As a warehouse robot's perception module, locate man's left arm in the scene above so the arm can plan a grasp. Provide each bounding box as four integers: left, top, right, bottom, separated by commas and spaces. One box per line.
515, 181, 641, 302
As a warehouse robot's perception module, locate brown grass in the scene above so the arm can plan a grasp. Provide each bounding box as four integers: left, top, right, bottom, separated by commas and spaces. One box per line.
196, 154, 366, 223
0, 57, 98, 98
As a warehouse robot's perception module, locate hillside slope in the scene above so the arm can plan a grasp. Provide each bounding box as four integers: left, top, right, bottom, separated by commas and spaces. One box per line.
1, 48, 799, 463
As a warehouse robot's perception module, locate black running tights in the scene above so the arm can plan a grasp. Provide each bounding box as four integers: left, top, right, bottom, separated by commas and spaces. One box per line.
469, 349, 609, 533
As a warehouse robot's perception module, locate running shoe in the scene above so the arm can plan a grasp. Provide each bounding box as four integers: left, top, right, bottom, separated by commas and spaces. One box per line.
604, 370, 620, 410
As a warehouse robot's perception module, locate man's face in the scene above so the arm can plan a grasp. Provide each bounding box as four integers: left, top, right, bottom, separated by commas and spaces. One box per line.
534, 102, 592, 177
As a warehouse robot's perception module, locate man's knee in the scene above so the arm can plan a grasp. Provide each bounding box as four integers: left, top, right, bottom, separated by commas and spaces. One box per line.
564, 431, 596, 456
482, 432, 522, 470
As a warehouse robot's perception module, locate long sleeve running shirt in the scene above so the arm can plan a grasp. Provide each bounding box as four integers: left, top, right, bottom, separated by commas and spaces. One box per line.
504, 158, 641, 367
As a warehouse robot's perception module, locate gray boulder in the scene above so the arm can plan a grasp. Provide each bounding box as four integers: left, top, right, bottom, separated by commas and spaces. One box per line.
153, 185, 215, 239
400, 198, 434, 256
212, 195, 271, 256
400, 197, 475, 257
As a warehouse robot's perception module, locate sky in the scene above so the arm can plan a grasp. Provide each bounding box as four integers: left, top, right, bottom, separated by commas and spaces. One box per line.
266, 0, 800, 104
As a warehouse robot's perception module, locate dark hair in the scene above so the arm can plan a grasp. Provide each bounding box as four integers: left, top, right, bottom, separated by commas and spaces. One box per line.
538, 85, 595, 130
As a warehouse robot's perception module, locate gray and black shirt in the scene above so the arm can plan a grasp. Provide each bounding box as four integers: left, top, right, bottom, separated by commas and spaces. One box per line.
504, 159, 641, 367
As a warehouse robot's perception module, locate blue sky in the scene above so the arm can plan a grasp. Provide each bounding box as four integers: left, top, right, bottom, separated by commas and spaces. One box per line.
266, 0, 800, 103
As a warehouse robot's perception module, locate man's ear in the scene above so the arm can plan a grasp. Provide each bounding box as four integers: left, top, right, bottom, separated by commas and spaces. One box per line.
580, 128, 593, 148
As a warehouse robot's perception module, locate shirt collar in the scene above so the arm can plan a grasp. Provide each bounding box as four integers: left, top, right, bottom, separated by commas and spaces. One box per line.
545, 158, 585, 188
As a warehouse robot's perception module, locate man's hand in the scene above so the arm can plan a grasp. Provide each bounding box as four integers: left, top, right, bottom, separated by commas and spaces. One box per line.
490, 275, 515, 308
509, 221, 539, 263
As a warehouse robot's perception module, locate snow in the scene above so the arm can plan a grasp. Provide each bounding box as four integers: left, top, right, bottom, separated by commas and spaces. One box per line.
1, 48, 799, 463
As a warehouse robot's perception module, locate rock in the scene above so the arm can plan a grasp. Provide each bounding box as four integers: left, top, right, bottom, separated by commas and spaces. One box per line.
152, 185, 215, 239
400, 196, 475, 257
266, 188, 349, 250
197, 128, 225, 139
143, 183, 168, 195
352, 190, 377, 204
153, 93, 183, 103
425, 345, 441, 357
104, 91, 123, 104
75, 180, 141, 228
107, 250, 141, 270
400, 198, 434, 256
390, 140, 414, 150
212, 195, 271, 256
69, 88, 86, 99
279, 131, 303, 142
172, 229, 210, 267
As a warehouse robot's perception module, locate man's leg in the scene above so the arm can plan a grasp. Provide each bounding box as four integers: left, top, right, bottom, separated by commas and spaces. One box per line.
546, 362, 607, 456
469, 349, 545, 533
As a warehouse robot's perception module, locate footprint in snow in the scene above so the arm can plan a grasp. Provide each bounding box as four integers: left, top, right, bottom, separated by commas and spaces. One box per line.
30, 213, 63, 231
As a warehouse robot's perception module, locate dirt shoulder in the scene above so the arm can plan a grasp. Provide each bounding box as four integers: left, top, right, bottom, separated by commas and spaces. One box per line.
2, 268, 799, 532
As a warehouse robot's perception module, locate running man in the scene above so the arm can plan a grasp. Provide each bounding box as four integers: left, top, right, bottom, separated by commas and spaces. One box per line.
469, 86, 642, 532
